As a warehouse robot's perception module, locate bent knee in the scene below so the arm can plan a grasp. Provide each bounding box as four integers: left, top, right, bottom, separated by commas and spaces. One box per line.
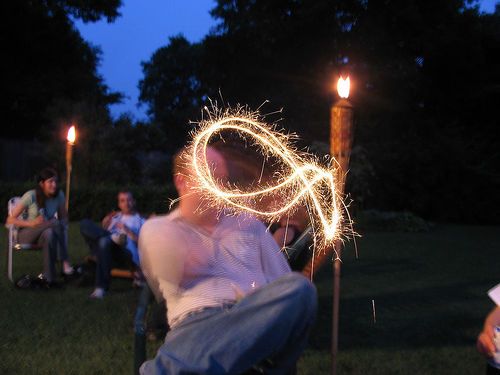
79, 219, 93, 233
282, 273, 317, 308
97, 236, 113, 249
40, 228, 54, 242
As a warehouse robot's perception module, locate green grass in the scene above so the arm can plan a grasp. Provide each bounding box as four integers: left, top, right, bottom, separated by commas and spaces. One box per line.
299, 224, 500, 374
1, 223, 499, 374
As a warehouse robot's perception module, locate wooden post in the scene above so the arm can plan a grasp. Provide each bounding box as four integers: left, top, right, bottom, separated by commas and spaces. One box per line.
65, 126, 76, 212
329, 80, 354, 375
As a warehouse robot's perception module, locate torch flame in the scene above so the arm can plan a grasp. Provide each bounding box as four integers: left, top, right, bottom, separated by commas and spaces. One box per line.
337, 76, 350, 99
67, 126, 76, 144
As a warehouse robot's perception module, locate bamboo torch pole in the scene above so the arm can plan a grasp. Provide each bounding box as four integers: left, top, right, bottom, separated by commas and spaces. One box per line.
65, 125, 76, 212
330, 76, 354, 375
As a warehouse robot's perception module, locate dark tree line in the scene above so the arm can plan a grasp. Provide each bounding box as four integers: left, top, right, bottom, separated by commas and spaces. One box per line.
1, 1, 170, 185
2, 0, 500, 223
138, 0, 500, 223
0, 0, 122, 139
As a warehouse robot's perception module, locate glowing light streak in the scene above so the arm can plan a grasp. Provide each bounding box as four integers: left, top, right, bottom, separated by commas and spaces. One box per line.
189, 109, 345, 245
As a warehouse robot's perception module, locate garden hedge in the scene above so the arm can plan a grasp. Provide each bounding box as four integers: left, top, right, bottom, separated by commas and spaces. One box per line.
0, 182, 176, 221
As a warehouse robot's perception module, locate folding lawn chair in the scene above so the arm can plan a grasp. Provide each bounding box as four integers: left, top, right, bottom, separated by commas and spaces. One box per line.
286, 225, 314, 271
5, 197, 43, 282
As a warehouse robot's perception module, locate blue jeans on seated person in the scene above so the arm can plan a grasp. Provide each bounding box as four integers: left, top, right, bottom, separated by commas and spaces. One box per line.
140, 272, 317, 375
80, 219, 133, 290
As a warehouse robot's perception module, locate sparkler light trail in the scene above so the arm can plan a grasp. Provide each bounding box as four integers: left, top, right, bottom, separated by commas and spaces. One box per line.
187, 106, 348, 247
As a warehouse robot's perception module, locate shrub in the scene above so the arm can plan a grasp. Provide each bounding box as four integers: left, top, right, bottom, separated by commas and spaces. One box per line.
355, 209, 431, 232
0, 182, 176, 221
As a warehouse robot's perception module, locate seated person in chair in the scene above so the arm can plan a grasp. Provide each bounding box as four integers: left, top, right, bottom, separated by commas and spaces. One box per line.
138, 145, 317, 374
6, 167, 73, 285
80, 190, 145, 299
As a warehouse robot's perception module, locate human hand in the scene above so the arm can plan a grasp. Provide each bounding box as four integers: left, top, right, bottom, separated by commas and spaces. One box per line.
230, 283, 246, 302
477, 307, 500, 358
106, 211, 118, 220
117, 222, 131, 234
47, 218, 58, 227
31, 215, 45, 227
273, 226, 297, 247
477, 328, 495, 358
102, 211, 118, 228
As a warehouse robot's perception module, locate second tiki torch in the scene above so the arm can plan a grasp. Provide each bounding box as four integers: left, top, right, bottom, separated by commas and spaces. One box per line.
65, 125, 76, 212
330, 76, 354, 375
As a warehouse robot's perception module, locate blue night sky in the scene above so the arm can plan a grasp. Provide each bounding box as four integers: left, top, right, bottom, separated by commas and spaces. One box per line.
75, 0, 217, 121
76, 0, 498, 121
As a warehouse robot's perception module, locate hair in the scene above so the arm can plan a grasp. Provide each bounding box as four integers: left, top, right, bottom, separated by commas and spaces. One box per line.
209, 140, 264, 185
117, 189, 133, 198
171, 141, 265, 185
172, 147, 190, 177
35, 167, 59, 208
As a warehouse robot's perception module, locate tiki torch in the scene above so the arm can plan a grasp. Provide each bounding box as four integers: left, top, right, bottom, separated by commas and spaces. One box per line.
330, 76, 354, 375
65, 125, 76, 212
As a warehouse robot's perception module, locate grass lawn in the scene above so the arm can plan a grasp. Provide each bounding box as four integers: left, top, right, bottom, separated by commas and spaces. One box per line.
0, 222, 498, 374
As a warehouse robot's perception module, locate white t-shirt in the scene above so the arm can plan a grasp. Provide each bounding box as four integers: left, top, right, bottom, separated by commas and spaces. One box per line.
108, 212, 145, 265
139, 210, 291, 327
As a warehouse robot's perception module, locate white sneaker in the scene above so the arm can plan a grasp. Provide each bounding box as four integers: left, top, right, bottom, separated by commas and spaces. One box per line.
89, 288, 106, 299
63, 263, 74, 275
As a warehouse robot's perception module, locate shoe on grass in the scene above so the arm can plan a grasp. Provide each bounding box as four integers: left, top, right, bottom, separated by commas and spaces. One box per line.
89, 288, 106, 299
63, 262, 75, 276
132, 270, 145, 288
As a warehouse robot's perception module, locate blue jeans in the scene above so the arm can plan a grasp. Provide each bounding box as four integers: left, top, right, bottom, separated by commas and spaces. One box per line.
140, 272, 317, 375
80, 218, 109, 256
80, 219, 133, 289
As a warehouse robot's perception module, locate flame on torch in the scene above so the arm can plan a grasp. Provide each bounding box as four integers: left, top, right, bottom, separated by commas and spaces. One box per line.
337, 76, 350, 99
67, 125, 76, 145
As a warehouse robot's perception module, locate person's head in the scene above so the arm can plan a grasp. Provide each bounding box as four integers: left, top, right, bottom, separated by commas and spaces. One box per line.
35, 167, 59, 208
172, 145, 229, 217
117, 190, 135, 215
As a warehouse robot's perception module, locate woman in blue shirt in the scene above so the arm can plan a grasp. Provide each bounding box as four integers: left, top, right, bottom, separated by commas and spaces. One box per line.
6, 167, 73, 285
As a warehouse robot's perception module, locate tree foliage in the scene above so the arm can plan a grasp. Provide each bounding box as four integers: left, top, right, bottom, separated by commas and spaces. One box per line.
0, 0, 122, 140
3, 0, 499, 223
139, 0, 500, 223
139, 35, 204, 150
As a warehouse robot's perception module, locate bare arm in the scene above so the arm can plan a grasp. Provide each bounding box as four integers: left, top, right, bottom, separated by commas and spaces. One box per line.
273, 225, 298, 248
6, 202, 43, 228
121, 223, 139, 242
101, 211, 118, 229
139, 219, 186, 299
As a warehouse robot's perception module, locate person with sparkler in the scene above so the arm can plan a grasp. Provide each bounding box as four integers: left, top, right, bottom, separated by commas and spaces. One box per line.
80, 190, 145, 299
6, 167, 73, 286
138, 145, 317, 375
